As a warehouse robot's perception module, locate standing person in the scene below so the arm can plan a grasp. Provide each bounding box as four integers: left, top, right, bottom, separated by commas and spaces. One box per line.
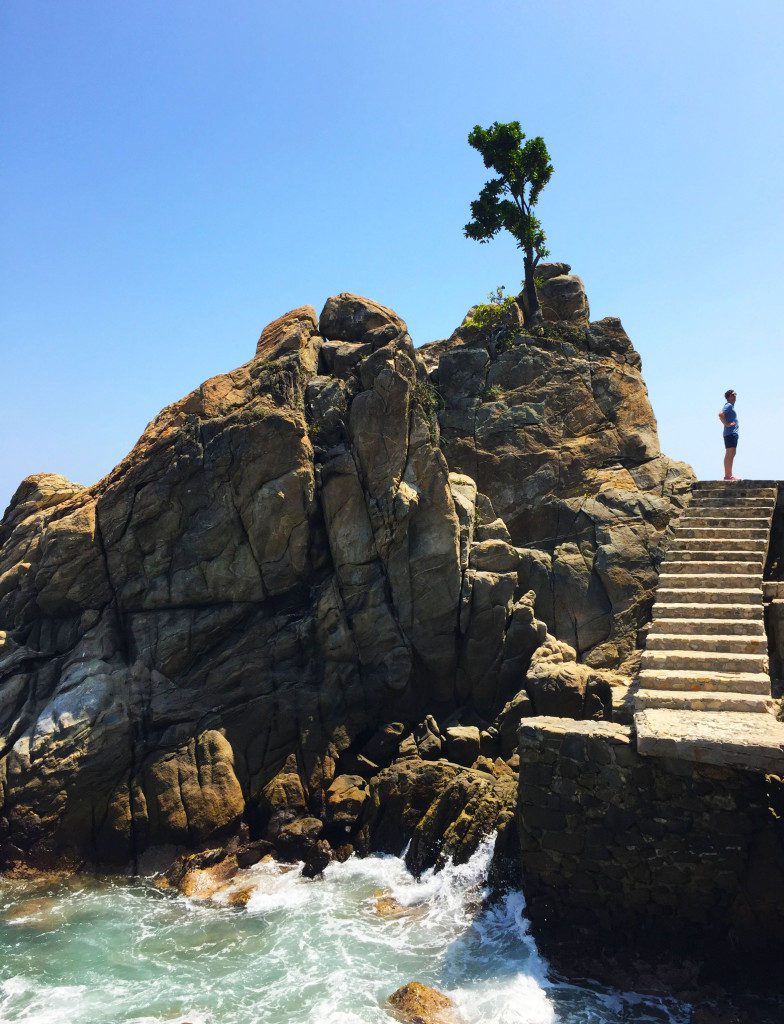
719, 388, 740, 481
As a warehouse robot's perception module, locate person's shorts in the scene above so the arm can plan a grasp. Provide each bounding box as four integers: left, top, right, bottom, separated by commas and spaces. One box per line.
724, 432, 739, 449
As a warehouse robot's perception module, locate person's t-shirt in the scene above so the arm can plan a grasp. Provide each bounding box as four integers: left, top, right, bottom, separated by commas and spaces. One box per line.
722, 402, 739, 436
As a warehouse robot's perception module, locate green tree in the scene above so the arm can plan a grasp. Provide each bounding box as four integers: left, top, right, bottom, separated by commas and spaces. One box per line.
464, 121, 554, 325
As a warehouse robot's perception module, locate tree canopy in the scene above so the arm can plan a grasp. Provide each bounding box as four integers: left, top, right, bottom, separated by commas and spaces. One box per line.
464, 121, 553, 323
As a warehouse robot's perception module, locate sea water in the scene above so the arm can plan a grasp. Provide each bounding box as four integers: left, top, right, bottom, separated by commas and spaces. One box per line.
0, 837, 689, 1024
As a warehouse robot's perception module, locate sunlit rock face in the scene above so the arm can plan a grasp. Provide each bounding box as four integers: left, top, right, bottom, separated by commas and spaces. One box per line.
422, 272, 693, 668
0, 277, 692, 866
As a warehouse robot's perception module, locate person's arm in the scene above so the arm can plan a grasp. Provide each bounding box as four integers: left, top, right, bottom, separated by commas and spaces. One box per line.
719, 408, 738, 427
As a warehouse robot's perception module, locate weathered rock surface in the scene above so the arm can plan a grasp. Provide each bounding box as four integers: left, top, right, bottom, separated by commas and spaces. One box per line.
387, 982, 463, 1024
423, 276, 693, 667
0, 278, 689, 867
360, 757, 517, 875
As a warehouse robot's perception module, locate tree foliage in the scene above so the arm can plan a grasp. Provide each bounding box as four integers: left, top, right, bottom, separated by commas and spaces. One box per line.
464, 121, 553, 323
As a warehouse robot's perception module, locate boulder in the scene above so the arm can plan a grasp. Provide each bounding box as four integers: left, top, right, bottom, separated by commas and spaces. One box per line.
537, 274, 590, 324
387, 982, 463, 1024
494, 690, 535, 759
255, 305, 320, 370
525, 637, 614, 720
258, 756, 309, 840
325, 774, 369, 831
534, 261, 571, 281
274, 817, 324, 863
413, 716, 443, 760
443, 726, 480, 767
301, 838, 332, 878
318, 293, 407, 348
165, 848, 239, 900
361, 722, 407, 769
361, 758, 516, 876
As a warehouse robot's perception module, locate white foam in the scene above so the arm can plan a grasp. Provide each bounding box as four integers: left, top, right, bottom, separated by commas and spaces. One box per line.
0, 841, 692, 1024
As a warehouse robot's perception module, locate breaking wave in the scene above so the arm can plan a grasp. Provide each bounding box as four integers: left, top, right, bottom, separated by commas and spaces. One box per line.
0, 837, 689, 1024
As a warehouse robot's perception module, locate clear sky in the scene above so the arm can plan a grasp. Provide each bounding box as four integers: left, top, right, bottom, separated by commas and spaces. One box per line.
2, 1, 783, 515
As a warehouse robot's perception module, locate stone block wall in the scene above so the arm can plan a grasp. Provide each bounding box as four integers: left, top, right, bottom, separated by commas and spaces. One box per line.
765, 492, 784, 688
516, 717, 784, 984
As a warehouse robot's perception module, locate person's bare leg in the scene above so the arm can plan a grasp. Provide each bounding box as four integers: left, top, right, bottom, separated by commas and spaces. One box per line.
724, 447, 736, 479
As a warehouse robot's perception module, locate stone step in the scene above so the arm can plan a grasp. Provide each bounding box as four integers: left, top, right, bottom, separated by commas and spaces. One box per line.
649, 617, 766, 636
692, 482, 778, 496
638, 668, 771, 695
665, 546, 766, 560
653, 602, 761, 620
692, 479, 778, 489
686, 504, 774, 518
658, 572, 760, 589
691, 497, 776, 509
661, 560, 764, 575
646, 633, 768, 655
678, 516, 771, 529
634, 708, 784, 772
634, 689, 774, 714
640, 649, 768, 673
655, 587, 762, 605
676, 527, 770, 541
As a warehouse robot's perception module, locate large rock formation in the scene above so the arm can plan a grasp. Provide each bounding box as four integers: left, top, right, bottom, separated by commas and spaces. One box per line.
422, 270, 693, 666
0, 274, 691, 868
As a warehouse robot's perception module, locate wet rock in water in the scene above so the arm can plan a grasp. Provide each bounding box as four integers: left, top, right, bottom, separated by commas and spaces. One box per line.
387, 981, 463, 1024
225, 885, 256, 908
274, 816, 323, 862
177, 855, 239, 900
374, 892, 428, 921
361, 758, 516, 875
235, 839, 274, 870
375, 893, 407, 917
301, 838, 332, 878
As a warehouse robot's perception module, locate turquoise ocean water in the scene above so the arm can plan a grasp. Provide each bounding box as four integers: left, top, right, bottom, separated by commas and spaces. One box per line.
0, 837, 689, 1024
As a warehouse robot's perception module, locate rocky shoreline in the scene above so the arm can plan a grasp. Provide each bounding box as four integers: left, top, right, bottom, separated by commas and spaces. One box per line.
4, 268, 783, 1008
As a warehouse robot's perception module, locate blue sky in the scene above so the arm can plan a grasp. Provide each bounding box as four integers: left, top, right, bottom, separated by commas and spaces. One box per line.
2, 1, 783, 514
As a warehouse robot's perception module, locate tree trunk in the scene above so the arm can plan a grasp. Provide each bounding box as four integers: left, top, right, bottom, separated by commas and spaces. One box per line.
521, 251, 541, 326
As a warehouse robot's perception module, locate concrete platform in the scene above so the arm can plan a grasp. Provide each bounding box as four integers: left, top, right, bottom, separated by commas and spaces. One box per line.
635, 708, 784, 772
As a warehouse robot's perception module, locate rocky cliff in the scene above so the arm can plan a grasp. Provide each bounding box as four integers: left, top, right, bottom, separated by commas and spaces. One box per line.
0, 268, 692, 869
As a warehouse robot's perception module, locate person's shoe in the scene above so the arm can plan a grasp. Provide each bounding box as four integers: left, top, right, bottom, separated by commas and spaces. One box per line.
723, 475, 741, 481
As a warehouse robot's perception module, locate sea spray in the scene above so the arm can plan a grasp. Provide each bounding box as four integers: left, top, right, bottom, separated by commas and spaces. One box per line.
0, 840, 689, 1024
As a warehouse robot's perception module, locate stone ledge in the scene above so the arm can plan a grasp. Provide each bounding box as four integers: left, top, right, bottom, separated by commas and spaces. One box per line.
519, 717, 632, 743
635, 708, 784, 773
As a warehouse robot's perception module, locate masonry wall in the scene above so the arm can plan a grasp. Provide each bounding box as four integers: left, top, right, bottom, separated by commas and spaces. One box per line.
764, 493, 784, 685
516, 717, 784, 984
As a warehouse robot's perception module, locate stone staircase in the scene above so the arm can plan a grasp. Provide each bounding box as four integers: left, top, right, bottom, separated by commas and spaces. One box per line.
634, 481, 784, 772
